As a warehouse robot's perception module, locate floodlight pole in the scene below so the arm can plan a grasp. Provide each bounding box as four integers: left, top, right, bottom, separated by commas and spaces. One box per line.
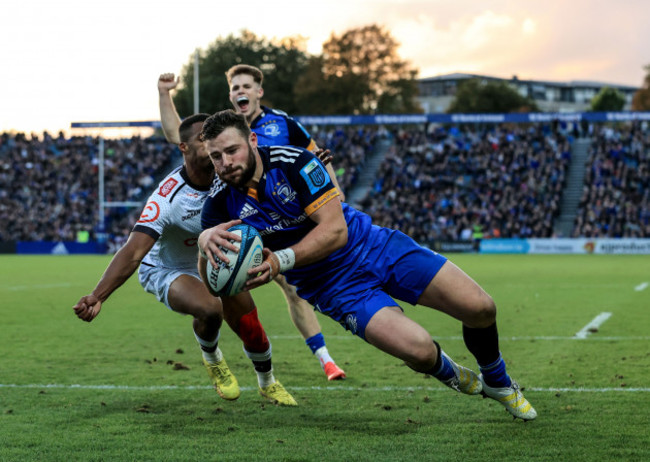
193, 49, 199, 113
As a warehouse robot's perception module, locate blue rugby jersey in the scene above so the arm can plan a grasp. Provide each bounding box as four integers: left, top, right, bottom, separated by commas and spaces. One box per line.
251, 106, 317, 151
201, 145, 373, 298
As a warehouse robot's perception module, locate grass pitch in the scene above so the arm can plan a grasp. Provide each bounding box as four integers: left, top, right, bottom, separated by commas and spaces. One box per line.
1, 254, 649, 461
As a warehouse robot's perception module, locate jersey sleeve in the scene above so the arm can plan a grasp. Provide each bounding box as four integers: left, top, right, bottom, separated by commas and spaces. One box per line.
286, 149, 339, 216
132, 192, 167, 240
286, 116, 316, 151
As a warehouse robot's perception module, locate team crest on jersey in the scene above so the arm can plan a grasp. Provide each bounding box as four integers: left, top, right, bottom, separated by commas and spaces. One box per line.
158, 178, 178, 197
138, 201, 160, 223
264, 123, 281, 138
300, 159, 328, 194
273, 181, 297, 204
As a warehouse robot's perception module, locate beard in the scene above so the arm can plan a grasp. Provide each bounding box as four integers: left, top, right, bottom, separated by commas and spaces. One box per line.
220, 145, 256, 187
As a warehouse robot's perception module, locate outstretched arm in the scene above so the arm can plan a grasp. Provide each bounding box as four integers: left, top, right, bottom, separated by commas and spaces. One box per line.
158, 73, 182, 145
73, 231, 155, 322
245, 198, 348, 290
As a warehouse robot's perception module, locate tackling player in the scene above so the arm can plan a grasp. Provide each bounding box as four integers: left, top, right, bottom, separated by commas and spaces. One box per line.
158, 68, 346, 381
72, 114, 297, 406
197, 111, 537, 421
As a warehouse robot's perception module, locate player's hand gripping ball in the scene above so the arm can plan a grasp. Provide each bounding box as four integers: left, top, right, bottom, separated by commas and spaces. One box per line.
205, 224, 263, 296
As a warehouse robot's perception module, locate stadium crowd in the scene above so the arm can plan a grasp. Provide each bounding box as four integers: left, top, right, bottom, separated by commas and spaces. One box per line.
0, 131, 175, 245
2, 121, 649, 250
357, 124, 572, 246
311, 126, 379, 196
572, 123, 650, 237
0, 127, 376, 247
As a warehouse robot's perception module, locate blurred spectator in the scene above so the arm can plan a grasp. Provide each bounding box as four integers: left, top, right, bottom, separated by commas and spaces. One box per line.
358, 124, 571, 247
572, 122, 650, 237
0, 131, 177, 247
312, 126, 380, 196
0, 127, 377, 250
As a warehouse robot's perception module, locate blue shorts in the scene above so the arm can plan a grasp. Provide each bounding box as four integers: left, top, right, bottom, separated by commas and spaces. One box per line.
309, 227, 447, 340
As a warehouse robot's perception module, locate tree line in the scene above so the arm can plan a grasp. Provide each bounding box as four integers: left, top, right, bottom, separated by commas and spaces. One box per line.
172, 24, 650, 117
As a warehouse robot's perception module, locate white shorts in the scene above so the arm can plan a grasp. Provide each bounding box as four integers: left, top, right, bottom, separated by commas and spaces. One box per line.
138, 263, 201, 310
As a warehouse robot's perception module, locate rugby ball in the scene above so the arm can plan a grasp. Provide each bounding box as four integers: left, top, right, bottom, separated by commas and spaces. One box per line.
205, 224, 264, 297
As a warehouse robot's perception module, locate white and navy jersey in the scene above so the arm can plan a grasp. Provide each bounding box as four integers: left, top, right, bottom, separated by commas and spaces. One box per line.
134, 166, 210, 270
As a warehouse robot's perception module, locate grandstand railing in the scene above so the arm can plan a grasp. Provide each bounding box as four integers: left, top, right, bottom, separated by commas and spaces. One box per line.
73, 111, 650, 130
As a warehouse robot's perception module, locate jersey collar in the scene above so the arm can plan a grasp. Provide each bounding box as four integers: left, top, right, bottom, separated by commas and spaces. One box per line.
249, 105, 270, 128
180, 165, 211, 192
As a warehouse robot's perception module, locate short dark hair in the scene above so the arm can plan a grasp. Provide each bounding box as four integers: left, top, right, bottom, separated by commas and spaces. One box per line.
200, 110, 251, 142
179, 113, 210, 143
225, 64, 263, 87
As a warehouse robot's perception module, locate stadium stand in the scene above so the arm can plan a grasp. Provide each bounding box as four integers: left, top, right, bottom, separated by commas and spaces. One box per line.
0, 131, 176, 246
355, 124, 573, 247
2, 121, 648, 252
311, 126, 380, 196
571, 123, 650, 238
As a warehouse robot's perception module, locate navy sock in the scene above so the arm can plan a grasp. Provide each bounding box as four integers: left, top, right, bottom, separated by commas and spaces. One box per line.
479, 354, 512, 388
428, 341, 455, 382
305, 333, 326, 354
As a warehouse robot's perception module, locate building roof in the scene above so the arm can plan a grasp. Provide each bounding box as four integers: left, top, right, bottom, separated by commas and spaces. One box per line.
419, 72, 639, 91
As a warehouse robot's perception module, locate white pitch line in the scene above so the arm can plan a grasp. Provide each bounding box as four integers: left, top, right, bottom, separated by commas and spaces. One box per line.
635, 282, 648, 291
269, 335, 650, 342
1, 282, 75, 291
574, 312, 613, 339
1, 383, 649, 393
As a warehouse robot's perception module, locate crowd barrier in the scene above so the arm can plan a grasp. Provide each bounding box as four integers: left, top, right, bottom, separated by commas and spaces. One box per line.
7, 238, 649, 255
72, 111, 650, 129
15, 241, 107, 255
480, 238, 650, 254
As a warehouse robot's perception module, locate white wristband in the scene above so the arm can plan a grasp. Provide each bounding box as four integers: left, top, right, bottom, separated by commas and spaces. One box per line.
274, 248, 295, 273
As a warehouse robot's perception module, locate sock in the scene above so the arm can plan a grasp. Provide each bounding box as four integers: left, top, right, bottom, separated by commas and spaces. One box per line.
244, 346, 275, 388
479, 354, 512, 388
314, 347, 334, 369
305, 332, 326, 353
426, 340, 456, 382
463, 323, 511, 387
462, 322, 500, 365
237, 308, 270, 353
306, 333, 334, 368
194, 331, 223, 363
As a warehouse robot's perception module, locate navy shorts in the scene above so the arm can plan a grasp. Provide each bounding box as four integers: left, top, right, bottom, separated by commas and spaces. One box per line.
311, 227, 447, 340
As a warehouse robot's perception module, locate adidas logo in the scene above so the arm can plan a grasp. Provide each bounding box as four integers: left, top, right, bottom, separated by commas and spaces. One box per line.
239, 203, 258, 219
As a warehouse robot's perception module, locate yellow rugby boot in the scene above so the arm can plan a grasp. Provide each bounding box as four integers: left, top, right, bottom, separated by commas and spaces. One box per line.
259, 381, 297, 406
480, 375, 537, 421
203, 357, 240, 401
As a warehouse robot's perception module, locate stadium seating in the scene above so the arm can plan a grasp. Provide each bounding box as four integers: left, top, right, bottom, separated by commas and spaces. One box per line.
0, 131, 176, 247
571, 123, 650, 237
356, 124, 573, 247
2, 121, 648, 252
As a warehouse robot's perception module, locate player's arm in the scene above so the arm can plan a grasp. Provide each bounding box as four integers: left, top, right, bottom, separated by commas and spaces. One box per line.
73, 231, 155, 322
323, 156, 346, 202
246, 195, 347, 290
158, 73, 182, 145
281, 197, 347, 266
